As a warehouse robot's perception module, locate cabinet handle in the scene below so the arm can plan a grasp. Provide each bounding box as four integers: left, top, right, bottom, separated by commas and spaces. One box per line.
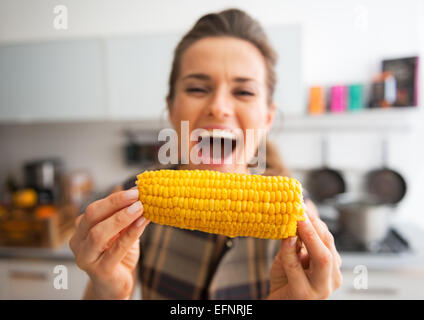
9, 270, 48, 281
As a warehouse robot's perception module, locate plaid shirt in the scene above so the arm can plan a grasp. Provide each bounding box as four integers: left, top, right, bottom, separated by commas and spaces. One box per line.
123, 166, 307, 300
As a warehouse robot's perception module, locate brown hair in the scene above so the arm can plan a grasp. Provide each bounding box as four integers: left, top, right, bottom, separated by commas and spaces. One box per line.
167, 8, 290, 177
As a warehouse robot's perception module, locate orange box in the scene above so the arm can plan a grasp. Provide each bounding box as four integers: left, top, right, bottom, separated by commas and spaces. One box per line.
308, 86, 326, 114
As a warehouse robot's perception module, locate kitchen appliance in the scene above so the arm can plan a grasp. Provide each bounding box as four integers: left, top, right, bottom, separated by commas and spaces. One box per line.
335, 197, 393, 250
334, 228, 410, 254
365, 138, 407, 204
324, 214, 410, 254
24, 159, 63, 204
319, 201, 410, 253
325, 138, 407, 250
123, 129, 163, 166
306, 137, 346, 202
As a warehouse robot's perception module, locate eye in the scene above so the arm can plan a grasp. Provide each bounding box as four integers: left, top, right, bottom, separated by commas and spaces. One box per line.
186, 87, 207, 93
235, 90, 254, 96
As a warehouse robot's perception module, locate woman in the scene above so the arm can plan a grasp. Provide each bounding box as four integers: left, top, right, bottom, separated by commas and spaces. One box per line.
70, 8, 342, 300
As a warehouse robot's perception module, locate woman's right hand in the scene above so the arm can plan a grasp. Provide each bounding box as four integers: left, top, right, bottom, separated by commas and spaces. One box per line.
69, 187, 150, 299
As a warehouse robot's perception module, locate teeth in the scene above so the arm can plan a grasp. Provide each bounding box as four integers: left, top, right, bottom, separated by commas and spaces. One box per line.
199, 129, 237, 141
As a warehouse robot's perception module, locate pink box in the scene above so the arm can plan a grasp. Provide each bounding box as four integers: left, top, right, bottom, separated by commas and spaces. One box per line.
330, 85, 347, 112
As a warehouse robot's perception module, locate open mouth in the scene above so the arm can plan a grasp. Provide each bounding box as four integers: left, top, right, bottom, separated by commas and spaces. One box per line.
196, 129, 239, 165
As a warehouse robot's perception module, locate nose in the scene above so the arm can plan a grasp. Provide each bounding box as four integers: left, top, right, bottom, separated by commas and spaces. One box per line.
205, 86, 234, 119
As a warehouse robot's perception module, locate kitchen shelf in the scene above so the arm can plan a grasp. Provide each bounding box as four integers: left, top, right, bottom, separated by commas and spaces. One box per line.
274, 107, 422, 133
2, 107, 421, 134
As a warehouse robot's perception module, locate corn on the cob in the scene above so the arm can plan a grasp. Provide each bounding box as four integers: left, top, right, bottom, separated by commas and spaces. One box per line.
136, 169, 305, 240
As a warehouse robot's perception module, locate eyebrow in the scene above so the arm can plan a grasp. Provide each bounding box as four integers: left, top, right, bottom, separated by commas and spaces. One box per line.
182, 73, 257, 83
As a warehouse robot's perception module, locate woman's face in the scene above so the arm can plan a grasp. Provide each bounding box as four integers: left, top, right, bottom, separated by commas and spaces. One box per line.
168, 36, 276, 173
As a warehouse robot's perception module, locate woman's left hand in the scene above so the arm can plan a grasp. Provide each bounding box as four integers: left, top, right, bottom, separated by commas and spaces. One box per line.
268, 201, 343, 300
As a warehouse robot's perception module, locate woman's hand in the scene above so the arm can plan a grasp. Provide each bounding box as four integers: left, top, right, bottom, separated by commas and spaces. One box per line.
268, 201, 342, 300
69, 187, 150, 299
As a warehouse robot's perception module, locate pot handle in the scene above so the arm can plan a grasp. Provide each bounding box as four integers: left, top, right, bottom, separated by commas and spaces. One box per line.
381, 137, 389, 168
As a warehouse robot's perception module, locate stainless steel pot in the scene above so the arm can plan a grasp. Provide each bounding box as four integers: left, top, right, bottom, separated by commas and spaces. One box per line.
324, 192, 394, 250
335, 197, 393, 250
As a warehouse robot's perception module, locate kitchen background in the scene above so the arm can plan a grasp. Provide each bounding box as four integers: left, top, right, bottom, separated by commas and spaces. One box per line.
0, 0, 424, 299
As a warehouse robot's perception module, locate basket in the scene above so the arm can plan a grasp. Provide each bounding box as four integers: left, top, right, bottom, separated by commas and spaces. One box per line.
0, 204, 78, 248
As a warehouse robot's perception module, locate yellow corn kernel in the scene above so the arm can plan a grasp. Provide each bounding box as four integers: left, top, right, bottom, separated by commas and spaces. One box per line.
136, 169, 305, 240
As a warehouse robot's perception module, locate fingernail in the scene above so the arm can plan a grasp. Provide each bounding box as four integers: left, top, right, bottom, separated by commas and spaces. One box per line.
127, 201, 143, 214
136, 216, 146, 227
124, 188, 139, 200
288, 236, 298, 247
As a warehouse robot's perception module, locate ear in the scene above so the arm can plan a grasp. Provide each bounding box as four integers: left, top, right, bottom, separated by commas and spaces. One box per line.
265, 102, 277, 132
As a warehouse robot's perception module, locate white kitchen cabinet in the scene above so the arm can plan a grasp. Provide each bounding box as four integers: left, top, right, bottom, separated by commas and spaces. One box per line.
105, 33, 181, 120
0, 258, 89, 300
0, 25, 303, 122
0, 40, 106, 122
